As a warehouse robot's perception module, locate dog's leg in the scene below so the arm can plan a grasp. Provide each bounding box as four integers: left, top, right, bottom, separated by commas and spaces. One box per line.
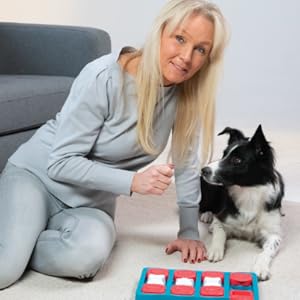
207, 217, 226, 262
253, 234, 281, 281
200, 211, 213, 223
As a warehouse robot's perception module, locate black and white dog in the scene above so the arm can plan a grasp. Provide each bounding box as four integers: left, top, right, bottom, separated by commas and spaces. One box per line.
200, 125, 284, 281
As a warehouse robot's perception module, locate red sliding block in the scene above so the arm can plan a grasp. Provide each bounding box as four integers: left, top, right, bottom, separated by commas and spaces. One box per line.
147, 268, 169, 278
230, 290, 254, 300
142, 284, 165, 294
174, 270, 196, 280
202, 271, 224, 282
201, 286, 224, 297
171, 285, 195, 296
230, 273, 252, 286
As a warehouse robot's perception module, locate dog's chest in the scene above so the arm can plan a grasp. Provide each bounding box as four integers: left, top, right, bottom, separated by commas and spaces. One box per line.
222, 185, 274, 239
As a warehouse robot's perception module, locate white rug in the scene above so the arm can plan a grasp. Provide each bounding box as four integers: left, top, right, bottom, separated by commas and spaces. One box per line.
1, 185, 300, 300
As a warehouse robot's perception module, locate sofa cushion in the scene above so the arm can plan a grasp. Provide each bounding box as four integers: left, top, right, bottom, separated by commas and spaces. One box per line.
0, 129, 36, 171
0, 75, 73, 135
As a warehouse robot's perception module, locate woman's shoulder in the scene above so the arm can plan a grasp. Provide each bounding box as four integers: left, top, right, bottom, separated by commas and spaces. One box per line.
78, 47, 138, 82
81, 50, 119, 76
118, 47, 141, 78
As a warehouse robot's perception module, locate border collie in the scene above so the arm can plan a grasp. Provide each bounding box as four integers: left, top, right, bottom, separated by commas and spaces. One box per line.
199, 125, 284, 281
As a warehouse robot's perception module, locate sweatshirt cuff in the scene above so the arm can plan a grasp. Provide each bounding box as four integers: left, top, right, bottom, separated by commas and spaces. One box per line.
177, 206, 200, 240
111, 169, 136, 196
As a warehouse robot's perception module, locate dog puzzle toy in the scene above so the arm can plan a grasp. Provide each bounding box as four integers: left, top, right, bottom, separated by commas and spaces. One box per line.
135, 267, 259, 300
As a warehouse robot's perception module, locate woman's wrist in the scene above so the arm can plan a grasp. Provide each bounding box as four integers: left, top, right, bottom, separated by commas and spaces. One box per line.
130, 172, 138, 194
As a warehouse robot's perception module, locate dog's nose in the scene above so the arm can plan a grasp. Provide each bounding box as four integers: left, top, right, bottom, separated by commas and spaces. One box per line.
201, 167, 212, 177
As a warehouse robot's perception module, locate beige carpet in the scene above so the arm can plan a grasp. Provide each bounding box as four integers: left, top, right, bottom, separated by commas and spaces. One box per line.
1, 185, 300, 300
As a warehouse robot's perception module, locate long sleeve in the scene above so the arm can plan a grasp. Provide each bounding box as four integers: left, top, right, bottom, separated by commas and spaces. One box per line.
47, 62, 135, 196
173, 132, 201, 240
8, 49, 177, 215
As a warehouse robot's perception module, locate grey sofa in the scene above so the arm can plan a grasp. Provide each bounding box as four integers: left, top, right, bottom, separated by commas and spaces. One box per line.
0, 22, 111, 172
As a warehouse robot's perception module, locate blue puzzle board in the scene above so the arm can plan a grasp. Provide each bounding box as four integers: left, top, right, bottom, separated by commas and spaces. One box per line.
135, 267, 259, 300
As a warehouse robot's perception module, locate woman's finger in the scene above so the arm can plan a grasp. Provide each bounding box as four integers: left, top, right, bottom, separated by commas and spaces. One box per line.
181, 246, 189, 263
188, 246, 197, 264
157, 165, 174, 177
196, 243, 207, 262
165, 242, 178, 255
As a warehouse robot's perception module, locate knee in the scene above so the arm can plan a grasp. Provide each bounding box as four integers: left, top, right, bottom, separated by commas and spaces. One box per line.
63, 218, 116, 279
76, 247, 107, 279
0, 268, 17, 290
68, 237, 114, 279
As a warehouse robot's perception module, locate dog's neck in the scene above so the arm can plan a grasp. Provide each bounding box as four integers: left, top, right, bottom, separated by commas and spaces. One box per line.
227, 183, 279, 222
229, 185, 266, 210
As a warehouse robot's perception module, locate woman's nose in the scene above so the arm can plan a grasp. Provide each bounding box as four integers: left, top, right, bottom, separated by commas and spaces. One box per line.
180, 47, 193, 64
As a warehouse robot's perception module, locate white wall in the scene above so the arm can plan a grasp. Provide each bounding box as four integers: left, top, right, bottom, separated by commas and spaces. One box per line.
213, 0, 300, 132
0, 0, 164, 50
2, 0, 299, 132
1, 0, 299, 202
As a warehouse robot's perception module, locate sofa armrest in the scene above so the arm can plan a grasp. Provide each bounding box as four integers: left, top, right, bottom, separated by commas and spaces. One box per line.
0, 22, 111, 77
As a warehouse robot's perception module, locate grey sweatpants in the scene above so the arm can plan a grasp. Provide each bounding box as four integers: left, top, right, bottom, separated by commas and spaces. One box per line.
0, 163, 116, 289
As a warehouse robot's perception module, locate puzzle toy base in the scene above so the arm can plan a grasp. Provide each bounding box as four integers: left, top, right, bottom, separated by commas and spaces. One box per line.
135, 267, 259, 300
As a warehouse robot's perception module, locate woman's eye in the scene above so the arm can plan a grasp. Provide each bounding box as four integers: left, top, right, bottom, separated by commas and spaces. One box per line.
175, 35, 185, 44
197, 47, 206, 54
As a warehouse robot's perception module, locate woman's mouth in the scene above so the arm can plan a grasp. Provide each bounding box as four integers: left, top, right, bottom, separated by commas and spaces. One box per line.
170, 62, 188, 75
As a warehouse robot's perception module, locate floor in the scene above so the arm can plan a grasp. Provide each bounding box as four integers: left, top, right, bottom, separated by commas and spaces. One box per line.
0, 126, 299, 299
1, 186, 299, 300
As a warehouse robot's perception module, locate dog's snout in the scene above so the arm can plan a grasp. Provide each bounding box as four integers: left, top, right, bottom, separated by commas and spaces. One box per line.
201, 167, 212, 178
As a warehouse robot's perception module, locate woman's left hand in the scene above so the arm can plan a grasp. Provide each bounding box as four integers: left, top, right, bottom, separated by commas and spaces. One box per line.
165, 238, 207, 263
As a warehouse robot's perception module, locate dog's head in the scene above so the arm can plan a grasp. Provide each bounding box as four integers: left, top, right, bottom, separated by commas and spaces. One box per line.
201, 125, 276, 187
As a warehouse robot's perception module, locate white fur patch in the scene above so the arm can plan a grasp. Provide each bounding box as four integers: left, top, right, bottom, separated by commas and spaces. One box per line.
207, 175, 282, 280
224, 180, 282, 241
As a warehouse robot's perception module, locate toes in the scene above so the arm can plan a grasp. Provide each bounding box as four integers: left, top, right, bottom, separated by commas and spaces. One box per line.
256, 269, 271, 281
200, 212, 213, 223
253, 264, 271, 281
207, 247, 224, 262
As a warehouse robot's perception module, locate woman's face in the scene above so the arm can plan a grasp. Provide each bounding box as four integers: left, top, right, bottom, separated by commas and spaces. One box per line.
160, 13, 214, 86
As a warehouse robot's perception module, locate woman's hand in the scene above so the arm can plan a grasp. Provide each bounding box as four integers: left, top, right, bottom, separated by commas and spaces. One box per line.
131, 164, 174, 195
165, 239, 207, 263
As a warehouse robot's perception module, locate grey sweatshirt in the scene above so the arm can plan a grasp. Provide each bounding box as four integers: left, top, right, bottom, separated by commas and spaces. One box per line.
9, 49, 201, 240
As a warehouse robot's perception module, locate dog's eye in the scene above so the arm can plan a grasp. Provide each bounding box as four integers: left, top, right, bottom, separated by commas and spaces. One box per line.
231, 157, 242, 165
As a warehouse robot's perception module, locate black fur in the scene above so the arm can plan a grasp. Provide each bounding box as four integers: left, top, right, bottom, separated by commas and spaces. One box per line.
199, 125, 284, 220
199, 126, 285, 280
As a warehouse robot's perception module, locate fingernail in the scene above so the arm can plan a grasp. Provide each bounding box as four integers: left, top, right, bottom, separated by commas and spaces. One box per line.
184, 259, 187, 263
165, 248, 169, 253
198, 259, 201, 263
191, 259, 195, 264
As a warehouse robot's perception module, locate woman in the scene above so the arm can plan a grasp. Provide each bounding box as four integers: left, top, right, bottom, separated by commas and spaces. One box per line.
0, 0, 228, 289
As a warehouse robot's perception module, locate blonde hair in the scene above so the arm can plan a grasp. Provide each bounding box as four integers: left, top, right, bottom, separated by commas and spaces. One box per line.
126, 0, 229, 165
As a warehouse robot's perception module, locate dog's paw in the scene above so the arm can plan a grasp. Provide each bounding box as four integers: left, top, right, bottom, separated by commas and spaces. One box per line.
207, 246, 225, 262
252, 261, 271, 281
200, 212, 213, 223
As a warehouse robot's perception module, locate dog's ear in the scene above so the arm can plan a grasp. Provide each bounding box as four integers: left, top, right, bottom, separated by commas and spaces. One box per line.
218, 127, 247, 145
249, 125, 269, 155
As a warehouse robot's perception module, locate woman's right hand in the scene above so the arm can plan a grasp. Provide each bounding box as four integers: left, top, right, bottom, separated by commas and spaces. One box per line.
130, 164, 174, 195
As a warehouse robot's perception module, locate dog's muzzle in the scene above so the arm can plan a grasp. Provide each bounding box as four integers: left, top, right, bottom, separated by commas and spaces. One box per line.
201, 166, 223, 186
201, 167, 212, 178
